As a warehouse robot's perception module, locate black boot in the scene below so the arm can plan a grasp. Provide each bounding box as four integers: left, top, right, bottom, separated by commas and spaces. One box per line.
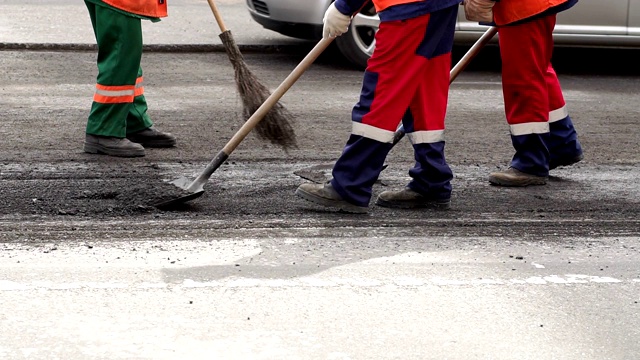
127, 126, 177, 148
84, 134, 145, 157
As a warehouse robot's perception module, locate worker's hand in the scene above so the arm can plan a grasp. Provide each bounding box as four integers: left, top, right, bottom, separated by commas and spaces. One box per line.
463, 0, 495, 23
323, 3, 351, 39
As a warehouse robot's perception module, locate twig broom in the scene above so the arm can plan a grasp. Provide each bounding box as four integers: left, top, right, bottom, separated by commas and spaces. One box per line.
205, 0, 297, 150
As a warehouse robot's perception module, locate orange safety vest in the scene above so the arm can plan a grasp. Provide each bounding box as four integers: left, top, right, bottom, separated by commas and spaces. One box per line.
373, 0, 422, 12
493, 0, 568, 26
101, 0, 168, 18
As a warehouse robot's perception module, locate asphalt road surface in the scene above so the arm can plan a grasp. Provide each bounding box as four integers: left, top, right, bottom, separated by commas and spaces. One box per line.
0, 48, 639, 359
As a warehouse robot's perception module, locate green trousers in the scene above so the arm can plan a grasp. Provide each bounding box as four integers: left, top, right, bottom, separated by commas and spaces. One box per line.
85, 1, 153, 137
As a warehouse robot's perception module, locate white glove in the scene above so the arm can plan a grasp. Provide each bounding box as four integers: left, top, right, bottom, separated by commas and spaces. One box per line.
323, 3, 351, 39
463, 0, 495, 23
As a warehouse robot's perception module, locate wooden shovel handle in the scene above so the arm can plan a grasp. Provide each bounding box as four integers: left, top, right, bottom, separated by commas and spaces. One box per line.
450, 26, 498, 81
189, 1, 371, 189
188, 37, 336, 189
221, 37, 334, 155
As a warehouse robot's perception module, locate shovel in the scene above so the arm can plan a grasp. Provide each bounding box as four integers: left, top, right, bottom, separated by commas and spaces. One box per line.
294, 26, 498, 183
153, 37, 337, 208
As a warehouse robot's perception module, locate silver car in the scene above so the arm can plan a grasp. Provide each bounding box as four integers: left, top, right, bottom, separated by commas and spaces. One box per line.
246, 0, 640, 68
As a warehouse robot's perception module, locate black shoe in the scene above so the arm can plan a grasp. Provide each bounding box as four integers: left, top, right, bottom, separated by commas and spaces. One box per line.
549, 153, 584, 170
127, 126, 177, 148
84, 134, 145, 157
295, 182, 368, 214
375, 187, 451, 209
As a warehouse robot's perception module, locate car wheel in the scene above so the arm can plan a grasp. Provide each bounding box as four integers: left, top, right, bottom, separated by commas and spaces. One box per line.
334, 3, 379, 69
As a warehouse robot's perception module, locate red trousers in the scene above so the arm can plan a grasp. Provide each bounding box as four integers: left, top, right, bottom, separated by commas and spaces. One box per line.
498, 13, 583, 176
498, 14, 566, 132
331, 7, 457, 207
352, 10, 453, 141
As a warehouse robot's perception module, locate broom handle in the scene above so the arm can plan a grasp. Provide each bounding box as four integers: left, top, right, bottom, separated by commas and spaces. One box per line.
206, 0, 228, 33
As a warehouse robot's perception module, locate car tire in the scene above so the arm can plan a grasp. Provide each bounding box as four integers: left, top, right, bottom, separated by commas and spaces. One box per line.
334, 3, 378, 70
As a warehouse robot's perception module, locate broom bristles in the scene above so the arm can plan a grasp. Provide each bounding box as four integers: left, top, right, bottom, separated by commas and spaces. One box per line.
220, 31, 298, 151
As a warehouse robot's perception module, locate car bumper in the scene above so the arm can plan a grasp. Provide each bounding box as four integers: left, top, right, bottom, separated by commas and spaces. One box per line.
249, 12, 323, 40
246, 0, 328, 40
246, 0, 330, 23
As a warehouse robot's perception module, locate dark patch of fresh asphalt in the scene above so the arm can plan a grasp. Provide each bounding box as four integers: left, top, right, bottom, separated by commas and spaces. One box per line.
0, 45, 638, 240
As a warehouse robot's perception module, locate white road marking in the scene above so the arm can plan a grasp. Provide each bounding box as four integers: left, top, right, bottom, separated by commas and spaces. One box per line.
0, 275, 637, 292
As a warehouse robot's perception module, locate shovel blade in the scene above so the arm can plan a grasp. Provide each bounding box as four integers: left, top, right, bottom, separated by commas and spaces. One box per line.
153, 190, 204, 208
152, 176, 205, 208
171, 176, 199, 192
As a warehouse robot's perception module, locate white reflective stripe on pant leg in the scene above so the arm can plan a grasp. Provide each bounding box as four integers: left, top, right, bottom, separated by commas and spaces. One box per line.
407, 130, 445, 144
549, 106, 569, 123
95, 89, 135, 97
510, 122, 550, 136
351, 122, 396, 143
